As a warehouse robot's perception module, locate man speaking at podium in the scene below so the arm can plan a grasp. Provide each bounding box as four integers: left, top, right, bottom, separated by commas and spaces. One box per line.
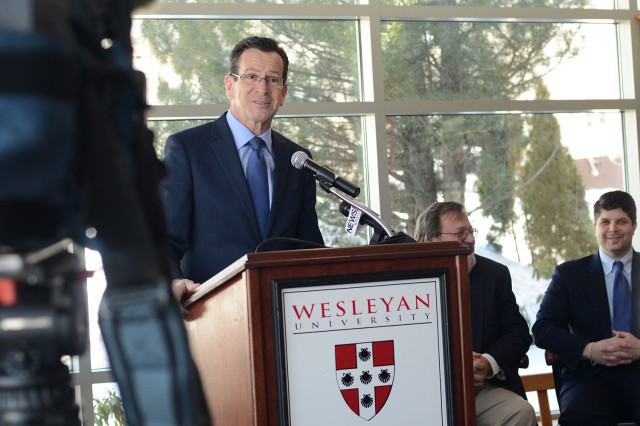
163, 36, 325, 301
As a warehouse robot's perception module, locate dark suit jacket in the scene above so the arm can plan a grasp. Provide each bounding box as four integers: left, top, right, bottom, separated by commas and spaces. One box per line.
162, 112, 325, 283
469, 255, 533, 398
532, 251, 640, 393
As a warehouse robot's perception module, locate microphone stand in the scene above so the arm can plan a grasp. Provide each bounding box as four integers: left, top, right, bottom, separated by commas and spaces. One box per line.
319, 182, 416, 244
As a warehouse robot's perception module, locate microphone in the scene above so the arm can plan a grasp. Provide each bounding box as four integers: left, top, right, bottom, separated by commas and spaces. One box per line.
291, 151, 360, 198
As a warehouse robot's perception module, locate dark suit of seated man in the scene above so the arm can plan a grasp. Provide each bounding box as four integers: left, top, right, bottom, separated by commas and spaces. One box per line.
414, 201, 536, 426
533, 190, 640, 426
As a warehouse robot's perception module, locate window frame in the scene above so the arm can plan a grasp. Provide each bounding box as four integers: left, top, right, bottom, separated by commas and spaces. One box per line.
70, 2, 640, 423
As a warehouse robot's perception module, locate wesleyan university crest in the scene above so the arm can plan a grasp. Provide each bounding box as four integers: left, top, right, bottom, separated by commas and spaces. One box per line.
335, 340, 395, 421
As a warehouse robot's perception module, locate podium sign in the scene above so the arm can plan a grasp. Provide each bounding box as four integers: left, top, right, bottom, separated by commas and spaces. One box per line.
184, 242, 474, 426
273, 270, 454, 425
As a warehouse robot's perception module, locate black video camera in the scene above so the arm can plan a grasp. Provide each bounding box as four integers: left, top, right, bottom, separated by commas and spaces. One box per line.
0, 1, 210, 424
0, 240, 86, 424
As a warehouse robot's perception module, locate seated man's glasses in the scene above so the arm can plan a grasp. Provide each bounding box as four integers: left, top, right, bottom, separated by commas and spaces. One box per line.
439, 228, 478, 241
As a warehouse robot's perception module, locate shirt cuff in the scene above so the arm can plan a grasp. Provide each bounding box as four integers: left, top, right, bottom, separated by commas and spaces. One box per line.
482, 353, 505, 380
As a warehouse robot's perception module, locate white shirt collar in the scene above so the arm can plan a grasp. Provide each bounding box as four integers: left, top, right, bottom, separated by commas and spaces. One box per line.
599, 248, 633, 275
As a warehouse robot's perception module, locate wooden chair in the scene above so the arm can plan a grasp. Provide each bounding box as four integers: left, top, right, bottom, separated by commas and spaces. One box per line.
520, 350, 558, 426
521, 372, 556, 426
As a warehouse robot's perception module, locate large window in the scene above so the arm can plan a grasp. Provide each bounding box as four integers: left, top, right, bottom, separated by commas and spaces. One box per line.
74, 1, 640, 423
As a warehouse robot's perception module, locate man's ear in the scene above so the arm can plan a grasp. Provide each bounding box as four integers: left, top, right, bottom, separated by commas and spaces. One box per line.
224, 75, 235, 99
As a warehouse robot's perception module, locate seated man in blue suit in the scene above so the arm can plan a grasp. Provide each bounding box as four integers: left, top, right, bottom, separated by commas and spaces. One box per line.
163, 36, 325, 301
533, 190, 640, 426
414, 201, 536, 426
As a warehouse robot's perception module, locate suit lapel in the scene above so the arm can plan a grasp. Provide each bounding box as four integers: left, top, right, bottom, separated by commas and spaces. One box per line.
586, 252, 613, 334
269, 132, 291, 236
468, 261, 484, 350
632, 251, 640, 337
207, 114, 261, 239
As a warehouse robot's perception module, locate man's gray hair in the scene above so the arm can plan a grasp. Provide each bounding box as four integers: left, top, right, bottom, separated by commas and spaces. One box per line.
413, 201, 467, 242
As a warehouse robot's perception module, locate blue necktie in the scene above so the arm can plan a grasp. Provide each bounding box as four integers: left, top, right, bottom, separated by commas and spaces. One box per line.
612, 261, 632, 332
246, 137, 270, 239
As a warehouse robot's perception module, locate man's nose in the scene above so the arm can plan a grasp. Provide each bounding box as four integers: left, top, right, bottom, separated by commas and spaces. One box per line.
464, 230, 475, 242
256, 77, 271, 89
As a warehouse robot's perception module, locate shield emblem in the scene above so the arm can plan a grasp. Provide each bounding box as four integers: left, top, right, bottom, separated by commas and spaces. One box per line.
335, 340, 395, 421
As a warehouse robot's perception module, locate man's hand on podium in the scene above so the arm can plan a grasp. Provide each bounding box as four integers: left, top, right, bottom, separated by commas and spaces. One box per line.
171, 278, 201, 316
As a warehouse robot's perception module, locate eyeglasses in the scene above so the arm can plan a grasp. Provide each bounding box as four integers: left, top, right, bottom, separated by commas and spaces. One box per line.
439, 227, 478, 240
230, 73, 284, 87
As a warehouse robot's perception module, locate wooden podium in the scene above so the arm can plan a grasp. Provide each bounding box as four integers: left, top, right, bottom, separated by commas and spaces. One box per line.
184, 241, 475, 426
